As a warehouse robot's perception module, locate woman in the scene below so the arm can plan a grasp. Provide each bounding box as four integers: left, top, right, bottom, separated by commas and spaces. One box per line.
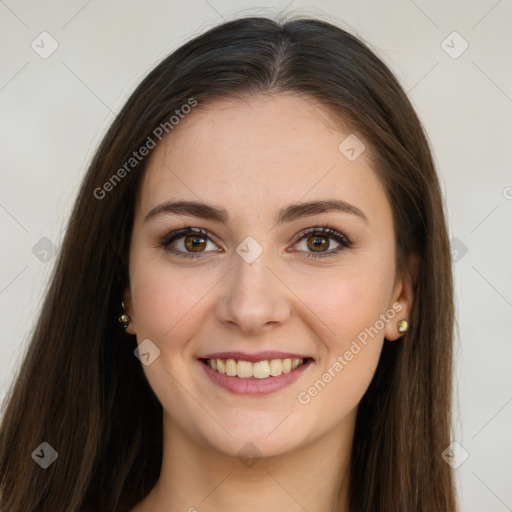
0, 16, 456, 512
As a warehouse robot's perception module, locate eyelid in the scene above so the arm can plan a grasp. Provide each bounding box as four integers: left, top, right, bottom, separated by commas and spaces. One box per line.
159, 224, 354, 257
291, 224, 352, 245
159, 225, 222, 251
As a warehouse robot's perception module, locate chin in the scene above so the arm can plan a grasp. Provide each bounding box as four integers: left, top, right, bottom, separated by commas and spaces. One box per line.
194, 417, 311, 461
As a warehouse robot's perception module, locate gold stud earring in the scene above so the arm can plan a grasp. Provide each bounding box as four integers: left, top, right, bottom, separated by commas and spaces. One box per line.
397, 319, 408, 334
118, 301, 130, 330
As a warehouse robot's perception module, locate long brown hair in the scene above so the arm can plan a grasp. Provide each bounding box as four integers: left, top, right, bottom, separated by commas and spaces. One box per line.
0, 16, 456, 511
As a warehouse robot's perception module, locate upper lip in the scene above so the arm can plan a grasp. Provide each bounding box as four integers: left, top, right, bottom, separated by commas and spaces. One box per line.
199, 351, 312, 363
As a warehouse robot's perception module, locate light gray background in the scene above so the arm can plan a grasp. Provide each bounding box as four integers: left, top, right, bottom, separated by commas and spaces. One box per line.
0, 1, 511, 510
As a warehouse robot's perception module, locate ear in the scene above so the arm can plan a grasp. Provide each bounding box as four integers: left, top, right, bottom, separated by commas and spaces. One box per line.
385, 253, 419, 341
122, 287, 137, 336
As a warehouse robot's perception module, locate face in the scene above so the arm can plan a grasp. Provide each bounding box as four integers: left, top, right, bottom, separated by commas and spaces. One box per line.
124, 94, 414, 458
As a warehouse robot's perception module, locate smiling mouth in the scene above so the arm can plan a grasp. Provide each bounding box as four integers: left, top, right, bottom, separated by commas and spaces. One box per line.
200, 357, 312, 379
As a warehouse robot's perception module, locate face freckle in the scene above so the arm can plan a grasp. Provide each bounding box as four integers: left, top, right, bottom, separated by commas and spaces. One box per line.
124, 93, 404, 459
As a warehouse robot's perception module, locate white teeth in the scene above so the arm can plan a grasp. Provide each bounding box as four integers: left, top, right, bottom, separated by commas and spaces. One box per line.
237, 360, 253, 378
206, 357, 305, 378
269, 359, 282, 376
225, 359, 237, 376
252, 361, 270, 379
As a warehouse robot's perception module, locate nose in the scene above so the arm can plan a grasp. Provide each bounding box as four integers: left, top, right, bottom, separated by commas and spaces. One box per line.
215, 251, 291, 336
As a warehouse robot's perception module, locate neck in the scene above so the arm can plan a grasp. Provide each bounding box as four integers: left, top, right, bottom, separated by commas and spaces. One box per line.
136, 410, 355, 512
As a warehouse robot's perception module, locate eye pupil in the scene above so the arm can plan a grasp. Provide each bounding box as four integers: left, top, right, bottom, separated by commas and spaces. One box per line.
185, 235, 206, 252
164, 226, 348, 259
308, 235, 328, 252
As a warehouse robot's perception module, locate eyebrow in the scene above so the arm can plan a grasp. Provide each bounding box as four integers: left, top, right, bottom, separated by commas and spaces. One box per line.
144, 199, 368, 225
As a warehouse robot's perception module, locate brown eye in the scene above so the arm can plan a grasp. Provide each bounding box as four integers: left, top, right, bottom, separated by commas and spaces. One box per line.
184, 234, 208, 252
293, 226, 353, 260
160, 227, 219, 259
160, 225, 353, 261
306, 235, 330, 252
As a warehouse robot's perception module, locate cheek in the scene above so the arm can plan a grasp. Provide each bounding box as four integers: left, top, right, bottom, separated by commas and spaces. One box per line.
292, 259, 395, 342
292, 260, 393, 392
129, 253, 220, 340
294, 272, 390, 422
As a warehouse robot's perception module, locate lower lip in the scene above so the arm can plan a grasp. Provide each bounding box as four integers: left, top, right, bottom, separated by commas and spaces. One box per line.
199, 359, 313, 396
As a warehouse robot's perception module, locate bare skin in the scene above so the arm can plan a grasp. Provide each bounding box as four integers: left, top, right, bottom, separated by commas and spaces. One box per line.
125, 94, 416, 512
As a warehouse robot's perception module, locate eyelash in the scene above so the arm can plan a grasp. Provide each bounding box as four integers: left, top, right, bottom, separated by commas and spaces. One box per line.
158, 224, 354, 260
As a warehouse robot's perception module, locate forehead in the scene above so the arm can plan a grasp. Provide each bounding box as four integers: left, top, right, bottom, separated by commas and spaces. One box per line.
136, 94, 390, 228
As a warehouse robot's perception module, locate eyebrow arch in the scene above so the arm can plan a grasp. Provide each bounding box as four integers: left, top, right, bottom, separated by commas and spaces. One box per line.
144, 199, 368, 225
